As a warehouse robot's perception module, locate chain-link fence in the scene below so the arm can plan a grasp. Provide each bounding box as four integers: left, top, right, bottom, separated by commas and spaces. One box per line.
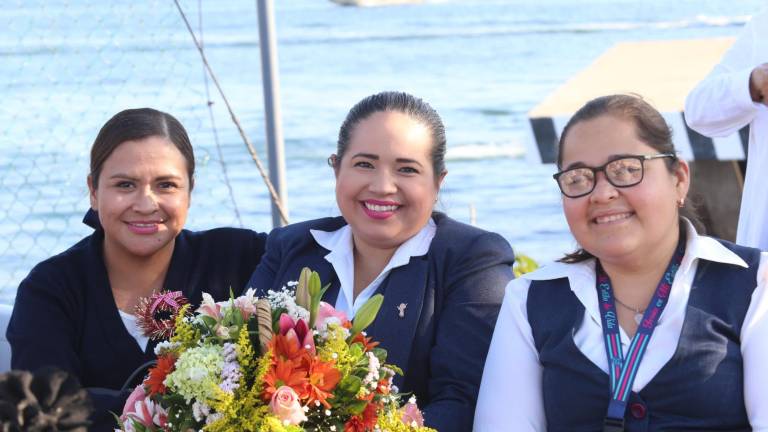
1, 0, 277, 304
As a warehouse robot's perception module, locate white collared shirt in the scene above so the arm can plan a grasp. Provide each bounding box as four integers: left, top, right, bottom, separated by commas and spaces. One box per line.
685, 8, 768, 250
474, 221, 768, 431
310, 218, 436, 318
119, 310, 149, 352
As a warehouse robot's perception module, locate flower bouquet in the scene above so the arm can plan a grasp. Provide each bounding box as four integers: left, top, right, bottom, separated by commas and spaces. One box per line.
116, 268, 434, 432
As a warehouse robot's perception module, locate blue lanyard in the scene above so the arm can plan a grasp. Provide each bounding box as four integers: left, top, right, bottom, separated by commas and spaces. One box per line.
596, 241, 685, 431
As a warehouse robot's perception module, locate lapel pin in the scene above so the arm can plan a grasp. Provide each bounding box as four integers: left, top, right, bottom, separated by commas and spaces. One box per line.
397, 303, 407, 318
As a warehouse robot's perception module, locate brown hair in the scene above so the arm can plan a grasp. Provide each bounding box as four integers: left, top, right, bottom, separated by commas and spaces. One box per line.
334, 91, 447, 179
90, 108, 194, 189
556, 94, 702, 263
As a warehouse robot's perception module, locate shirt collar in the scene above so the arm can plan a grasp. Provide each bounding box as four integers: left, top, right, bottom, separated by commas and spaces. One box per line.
311, 224, 354, 258
310, 217, 436, 265
678, 218, 748, 273
521, 218, 748, 283
310, 218, 437, 316
519, 219, 750, 327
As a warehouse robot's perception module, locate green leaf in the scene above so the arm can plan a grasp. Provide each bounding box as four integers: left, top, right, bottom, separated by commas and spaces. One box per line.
386, 363, 404, 376
347, 399, 369, 415
370, 347, 387, 363
271, 307, 287, 333
349, 294, 383, 338
336, 375, 362, 397
247, 317, 261, 352
200, 315, 217, 329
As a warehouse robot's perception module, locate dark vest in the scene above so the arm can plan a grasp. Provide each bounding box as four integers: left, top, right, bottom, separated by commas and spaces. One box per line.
527, 241, 761, 431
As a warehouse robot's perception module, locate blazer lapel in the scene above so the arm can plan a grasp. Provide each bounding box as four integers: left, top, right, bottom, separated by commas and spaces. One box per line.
366, 257, 429, 378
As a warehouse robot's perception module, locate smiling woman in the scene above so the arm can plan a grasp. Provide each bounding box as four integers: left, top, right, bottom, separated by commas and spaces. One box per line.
475, 95, 768, 431
6, 108, 268, 430
247, 91, 516, 432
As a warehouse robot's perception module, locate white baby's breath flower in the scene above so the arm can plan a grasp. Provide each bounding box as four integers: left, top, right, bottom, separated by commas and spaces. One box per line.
362, 351, 381, 389
266, 287, 308, 321
154, 341, 180, 356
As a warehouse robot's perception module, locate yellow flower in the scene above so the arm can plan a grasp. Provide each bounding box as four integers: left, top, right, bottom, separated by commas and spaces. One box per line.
318, 325, 362, 377
376, 408, 437, 432
170, 304, 200, 350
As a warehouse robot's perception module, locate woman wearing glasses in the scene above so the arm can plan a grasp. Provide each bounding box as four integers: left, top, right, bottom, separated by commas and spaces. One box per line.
474, 94, 768, 431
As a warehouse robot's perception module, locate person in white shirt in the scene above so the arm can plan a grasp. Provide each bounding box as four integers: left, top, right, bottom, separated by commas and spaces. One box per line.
247, 91, 515, 432
475, 94, 768, 431
685, 8, 768, 250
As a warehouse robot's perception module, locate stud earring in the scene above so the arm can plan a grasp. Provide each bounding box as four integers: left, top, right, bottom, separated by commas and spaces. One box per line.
677, 198, 685, 208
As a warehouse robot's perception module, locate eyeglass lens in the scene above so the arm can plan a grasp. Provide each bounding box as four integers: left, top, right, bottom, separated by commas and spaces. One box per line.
558, 157, 644, 197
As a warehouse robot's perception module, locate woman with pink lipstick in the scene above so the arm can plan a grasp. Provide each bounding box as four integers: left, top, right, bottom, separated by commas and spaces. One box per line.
475, 94, 768, 431
247, 91, 515, 432
7, 108, 267, 430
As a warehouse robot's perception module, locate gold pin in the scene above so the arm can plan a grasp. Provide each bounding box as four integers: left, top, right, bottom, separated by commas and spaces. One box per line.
397, 303, 407, 318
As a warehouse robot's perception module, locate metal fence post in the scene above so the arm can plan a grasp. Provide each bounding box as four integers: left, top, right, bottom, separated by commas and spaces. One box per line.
256, 0, 288, 228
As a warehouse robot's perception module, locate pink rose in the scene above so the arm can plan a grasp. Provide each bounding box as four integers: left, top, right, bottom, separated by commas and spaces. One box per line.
316, 302, 349, 329
400, 402, 425, 427
269, 386, 307, 426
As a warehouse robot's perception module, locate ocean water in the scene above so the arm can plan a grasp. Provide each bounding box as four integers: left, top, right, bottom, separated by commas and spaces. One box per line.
0, 0, 763, 303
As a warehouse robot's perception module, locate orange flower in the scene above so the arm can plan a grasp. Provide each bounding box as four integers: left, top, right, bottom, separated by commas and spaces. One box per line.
263, 357, 308, 401
344, 403, 378, 432
271, 334, 309, 361
145, 354, 176, 396
350, 333, 379, 352
305, 358, 341, 409
376, 378, 390, 395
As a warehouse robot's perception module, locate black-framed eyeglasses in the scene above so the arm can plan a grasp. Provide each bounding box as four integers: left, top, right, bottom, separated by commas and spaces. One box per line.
553, 153, 677, 198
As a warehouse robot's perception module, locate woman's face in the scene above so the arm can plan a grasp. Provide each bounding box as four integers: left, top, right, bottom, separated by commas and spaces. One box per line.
335, 111, 445, 252
88, 136, 191, 260
559, 114, 689, 265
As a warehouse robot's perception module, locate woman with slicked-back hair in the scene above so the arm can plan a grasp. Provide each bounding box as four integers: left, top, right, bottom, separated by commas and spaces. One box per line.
247, 91, 516, 431
7, 108, 268, 430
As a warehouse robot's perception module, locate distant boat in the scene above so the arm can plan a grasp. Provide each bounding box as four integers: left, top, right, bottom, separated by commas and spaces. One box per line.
330, 0, 423, 6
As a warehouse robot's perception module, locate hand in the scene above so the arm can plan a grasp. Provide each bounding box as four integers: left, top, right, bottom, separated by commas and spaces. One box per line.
749, 63, 768, 105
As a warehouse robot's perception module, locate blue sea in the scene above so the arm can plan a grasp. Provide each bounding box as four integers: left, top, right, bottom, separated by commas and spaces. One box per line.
0, 0, 763, 304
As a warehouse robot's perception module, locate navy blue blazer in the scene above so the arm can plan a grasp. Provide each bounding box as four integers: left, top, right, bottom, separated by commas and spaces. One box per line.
7, 215, 266, 431
247, 212, 515, 432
